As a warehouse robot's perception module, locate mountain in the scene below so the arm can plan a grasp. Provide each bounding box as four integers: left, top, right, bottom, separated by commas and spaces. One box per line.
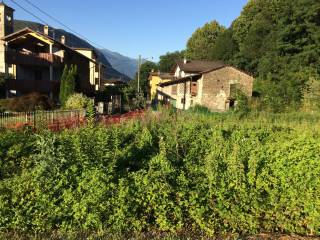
13, 20, 131, 81
100, 49, 139, 79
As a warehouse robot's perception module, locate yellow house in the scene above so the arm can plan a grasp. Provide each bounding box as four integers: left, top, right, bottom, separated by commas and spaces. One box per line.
149, 71, 173, 101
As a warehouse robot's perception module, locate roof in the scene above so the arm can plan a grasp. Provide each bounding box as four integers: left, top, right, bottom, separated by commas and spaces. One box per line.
2, 27, 105, 67
159, 74, 201, 87
160, 63, 254, 87
159, 73, 174, 80
176, 60, 226, 73
149, 71, 174, 80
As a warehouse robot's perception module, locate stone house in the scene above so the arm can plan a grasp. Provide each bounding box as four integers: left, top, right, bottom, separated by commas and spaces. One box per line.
0, 2, 105, 101
156, 59, 254, 111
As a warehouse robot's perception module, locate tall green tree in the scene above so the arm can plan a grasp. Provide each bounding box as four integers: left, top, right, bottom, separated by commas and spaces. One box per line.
186, 21, 225, 60
59, 65, 77, 106
210, 28, 239, 63
158, 51, 185, 72
213, 0, 320, 111
59, 65, 69, 105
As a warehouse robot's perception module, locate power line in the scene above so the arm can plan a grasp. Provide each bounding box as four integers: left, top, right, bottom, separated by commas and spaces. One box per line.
20, 0, 106, 49
8, 0, 48, 25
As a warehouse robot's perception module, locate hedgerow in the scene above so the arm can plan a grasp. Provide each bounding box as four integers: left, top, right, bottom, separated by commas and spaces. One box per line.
0, 110, 319, 237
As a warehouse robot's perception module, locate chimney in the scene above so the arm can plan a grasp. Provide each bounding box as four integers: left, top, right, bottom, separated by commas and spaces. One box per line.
183, 58, 188, 64
60, 35, 65, 44
44, 25, 49, 35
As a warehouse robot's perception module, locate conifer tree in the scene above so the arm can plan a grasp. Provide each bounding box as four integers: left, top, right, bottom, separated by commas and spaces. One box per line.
59, 65, 69, 105
59, 64, 77, 106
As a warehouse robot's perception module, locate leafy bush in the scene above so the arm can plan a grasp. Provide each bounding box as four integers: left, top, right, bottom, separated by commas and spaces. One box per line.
64, 93, 89, 110
0, 92, 54, 112
0, 110, 320, 236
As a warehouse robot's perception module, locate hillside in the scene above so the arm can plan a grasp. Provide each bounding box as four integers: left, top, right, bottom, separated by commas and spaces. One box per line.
13, 20, 131, 81
100, 49, 139, 79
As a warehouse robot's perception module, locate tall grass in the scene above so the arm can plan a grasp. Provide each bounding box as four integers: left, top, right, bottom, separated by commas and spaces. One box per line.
0, 109, 319, 238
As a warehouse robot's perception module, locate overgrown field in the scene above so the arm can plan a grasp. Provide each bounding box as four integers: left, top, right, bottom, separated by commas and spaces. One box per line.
0, 110, 320, 238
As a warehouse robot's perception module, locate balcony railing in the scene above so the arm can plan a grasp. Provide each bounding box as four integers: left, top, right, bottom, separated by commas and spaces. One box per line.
5, 78, 60, 94
5, 49, 63, 67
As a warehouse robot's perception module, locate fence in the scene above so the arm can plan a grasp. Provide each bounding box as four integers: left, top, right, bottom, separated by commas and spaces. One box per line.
0, 109, 86, 130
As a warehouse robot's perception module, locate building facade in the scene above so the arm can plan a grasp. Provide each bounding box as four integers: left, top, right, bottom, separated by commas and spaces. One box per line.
157, 60, 254, 111
149, 71, 173, 101
0, 3, 104, 100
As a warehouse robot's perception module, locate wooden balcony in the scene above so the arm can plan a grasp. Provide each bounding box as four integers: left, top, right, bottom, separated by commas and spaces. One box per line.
5, 50, 63, 67
5, 79, 60, 94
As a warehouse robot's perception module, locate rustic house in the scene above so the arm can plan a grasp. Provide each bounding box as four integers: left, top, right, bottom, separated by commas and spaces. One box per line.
156, 59, 254, 111
0, 2, 105, 101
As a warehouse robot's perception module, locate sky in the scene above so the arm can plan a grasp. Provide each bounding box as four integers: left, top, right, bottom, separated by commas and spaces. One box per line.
6, 0, 249, 61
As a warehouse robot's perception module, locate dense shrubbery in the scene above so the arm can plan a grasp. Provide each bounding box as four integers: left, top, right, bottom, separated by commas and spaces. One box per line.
64, 93, 90, 110
0, 110, 319, 237
0, 92, 54, 112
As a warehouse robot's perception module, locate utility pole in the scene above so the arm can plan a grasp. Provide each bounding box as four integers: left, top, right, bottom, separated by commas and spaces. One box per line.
99, 62, 101, 90
137, 54, 141, 93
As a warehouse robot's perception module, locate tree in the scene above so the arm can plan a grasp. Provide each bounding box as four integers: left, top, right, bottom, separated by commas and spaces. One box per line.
186, 21, 225, 60
210, 28, 239, 63
221, 0, 320, 110
59, 65, 68, 105
129, 61, 158, 97
0, 73, 15, 98
158, 51, 185, 72
59, 64, 77, 106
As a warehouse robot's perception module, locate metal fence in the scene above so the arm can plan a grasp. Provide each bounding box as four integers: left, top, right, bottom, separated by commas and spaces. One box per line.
0, 109, 86, 129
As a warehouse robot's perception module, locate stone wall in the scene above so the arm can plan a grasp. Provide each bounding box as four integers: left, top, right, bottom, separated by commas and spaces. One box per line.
157, 66, 253, 111
201, 67, 253, 111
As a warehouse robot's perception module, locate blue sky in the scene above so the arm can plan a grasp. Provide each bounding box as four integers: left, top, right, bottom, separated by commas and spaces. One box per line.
7, 0, 248, 60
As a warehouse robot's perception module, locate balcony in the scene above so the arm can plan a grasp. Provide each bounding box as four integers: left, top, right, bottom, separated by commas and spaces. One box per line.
5, 50, 63, 67
5, 79, 60, 94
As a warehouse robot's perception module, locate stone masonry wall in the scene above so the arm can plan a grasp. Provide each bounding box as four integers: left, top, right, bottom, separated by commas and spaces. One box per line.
201, 66, 253, 111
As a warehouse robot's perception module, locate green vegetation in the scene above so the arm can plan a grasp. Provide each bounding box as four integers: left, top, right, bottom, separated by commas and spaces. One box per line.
158, 51, 185, 73
64, 93, 90, 110
158, 0, 320, 112
186, 21, 225, 60
0, 92, 54, 112
0, 109, 319, 237
59, 65, 78, 106
130, 61, 158, 96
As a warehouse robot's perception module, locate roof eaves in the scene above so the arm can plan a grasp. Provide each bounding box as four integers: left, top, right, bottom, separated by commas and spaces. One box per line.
3, 27, 105, 67
159, 74, 201, 87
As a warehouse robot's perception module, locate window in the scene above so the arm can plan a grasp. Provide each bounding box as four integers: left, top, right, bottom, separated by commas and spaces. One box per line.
181, 98, 185, 104
191, 81, 197, 96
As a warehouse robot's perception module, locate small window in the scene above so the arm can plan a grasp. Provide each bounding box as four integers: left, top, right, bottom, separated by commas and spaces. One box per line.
191, 81, 197, 96
181, 98, 185, 104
